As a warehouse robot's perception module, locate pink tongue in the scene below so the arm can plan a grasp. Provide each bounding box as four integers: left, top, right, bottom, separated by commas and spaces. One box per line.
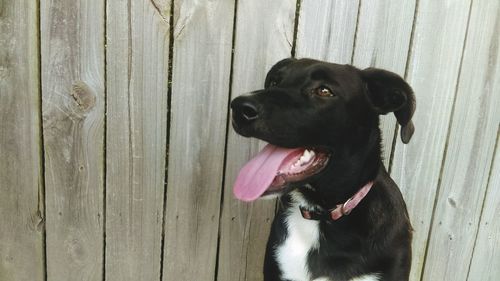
233, 144, 302, 202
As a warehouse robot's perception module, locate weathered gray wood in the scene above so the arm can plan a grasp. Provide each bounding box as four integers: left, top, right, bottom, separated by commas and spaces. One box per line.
468, 130, 500, 281
352, 0, 416, 166
2, 1, 500, 280
0, 1, 44, 281
421, 0, 500, 279
296, 0, 359, 64
389, 1, 472, 280
162, 0, 234, 280
105, 0, 170, 280
41, 0, 105, 280
217, 1, 296, 280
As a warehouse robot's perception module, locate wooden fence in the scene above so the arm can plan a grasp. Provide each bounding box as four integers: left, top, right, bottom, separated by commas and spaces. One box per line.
1, 0, 499, 280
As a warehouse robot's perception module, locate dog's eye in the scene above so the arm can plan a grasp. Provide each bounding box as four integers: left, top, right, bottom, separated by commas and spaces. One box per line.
314, 86, 334, 97
269, 80, 278, 87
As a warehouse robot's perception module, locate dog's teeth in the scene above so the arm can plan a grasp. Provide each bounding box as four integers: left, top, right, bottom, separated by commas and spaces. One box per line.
301, 150, 313, 163
292, 149, 316, 169
303, 150, 310, 159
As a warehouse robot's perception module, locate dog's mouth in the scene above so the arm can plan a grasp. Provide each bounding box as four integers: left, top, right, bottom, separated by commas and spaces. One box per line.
233, 144, 330, 202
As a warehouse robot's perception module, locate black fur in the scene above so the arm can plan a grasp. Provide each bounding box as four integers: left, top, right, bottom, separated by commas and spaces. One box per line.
231, 58, 414, 281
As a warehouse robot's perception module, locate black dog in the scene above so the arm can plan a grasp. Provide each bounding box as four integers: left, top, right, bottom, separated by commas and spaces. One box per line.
231, 58, 414, 281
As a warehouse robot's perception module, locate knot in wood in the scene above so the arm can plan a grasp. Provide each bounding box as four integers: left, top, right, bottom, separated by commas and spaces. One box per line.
70, 81, 96, 113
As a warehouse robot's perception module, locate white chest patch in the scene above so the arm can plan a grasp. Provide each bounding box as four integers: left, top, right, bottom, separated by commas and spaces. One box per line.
276, 192, 320, 281
275, 192, 380, 281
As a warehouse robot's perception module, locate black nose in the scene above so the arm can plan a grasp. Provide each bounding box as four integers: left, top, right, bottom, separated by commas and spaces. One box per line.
239, 102, 259, 121
231, 97, 260, 122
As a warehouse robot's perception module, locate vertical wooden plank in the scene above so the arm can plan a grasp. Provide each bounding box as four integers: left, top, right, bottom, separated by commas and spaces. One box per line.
0, 1, 44, 281
41, 0, 105, 280
296, 0, 359, 63
352, 0, 416, 166
468, 129, 500, 281
162, 0, 234, 280
105, 0, 170, 280
217, 1, 296, 280
389, 0, 472, 280
422, 0, 500, 279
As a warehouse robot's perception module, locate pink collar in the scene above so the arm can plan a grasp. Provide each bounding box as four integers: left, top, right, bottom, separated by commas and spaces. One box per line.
299, 181, 374, 221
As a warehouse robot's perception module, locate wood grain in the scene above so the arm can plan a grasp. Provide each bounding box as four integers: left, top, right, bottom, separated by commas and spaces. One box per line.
105, 0, 170, 280
41, 0, 105, 280
352, 0, 416, 166
296, 0, 359, 63
0, 1, 44, 280
2, 1, 500, 280
162, 0, 234, 280
421, 0, 500, 279
217, 1, 296, 280
389, 1, 473, 280
468, 129, 500, 281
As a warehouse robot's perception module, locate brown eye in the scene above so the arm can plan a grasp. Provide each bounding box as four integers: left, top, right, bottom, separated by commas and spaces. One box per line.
314, 86, 334, 97
269, 81, 278, 87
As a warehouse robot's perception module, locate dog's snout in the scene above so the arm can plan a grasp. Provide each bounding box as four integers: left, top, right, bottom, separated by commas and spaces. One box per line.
231, 97, 260, 122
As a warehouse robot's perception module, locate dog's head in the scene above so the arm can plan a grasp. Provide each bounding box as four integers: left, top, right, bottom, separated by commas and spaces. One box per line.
231, 58, 415, 201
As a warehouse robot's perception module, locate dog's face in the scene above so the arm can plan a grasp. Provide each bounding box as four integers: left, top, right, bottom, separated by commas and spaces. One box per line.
231, 58, 415, 201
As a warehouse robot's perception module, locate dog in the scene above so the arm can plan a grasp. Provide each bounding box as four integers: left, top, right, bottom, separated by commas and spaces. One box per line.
230, 58, 415, 281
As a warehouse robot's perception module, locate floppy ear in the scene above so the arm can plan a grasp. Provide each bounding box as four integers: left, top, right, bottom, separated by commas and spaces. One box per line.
264, 58, 296, 88
361, 68, 416, 144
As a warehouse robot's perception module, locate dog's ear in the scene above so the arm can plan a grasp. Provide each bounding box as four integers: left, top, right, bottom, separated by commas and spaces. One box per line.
361, 68, 416, 144
264, 58, 296, 88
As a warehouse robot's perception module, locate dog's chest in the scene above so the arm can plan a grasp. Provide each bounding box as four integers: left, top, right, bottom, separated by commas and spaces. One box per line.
274, 193, 380, 281
275, 203, 320, 281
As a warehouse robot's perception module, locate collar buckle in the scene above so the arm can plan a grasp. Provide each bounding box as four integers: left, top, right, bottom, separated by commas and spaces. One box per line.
299, 206, 312, 219
341, 198, 353, 216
